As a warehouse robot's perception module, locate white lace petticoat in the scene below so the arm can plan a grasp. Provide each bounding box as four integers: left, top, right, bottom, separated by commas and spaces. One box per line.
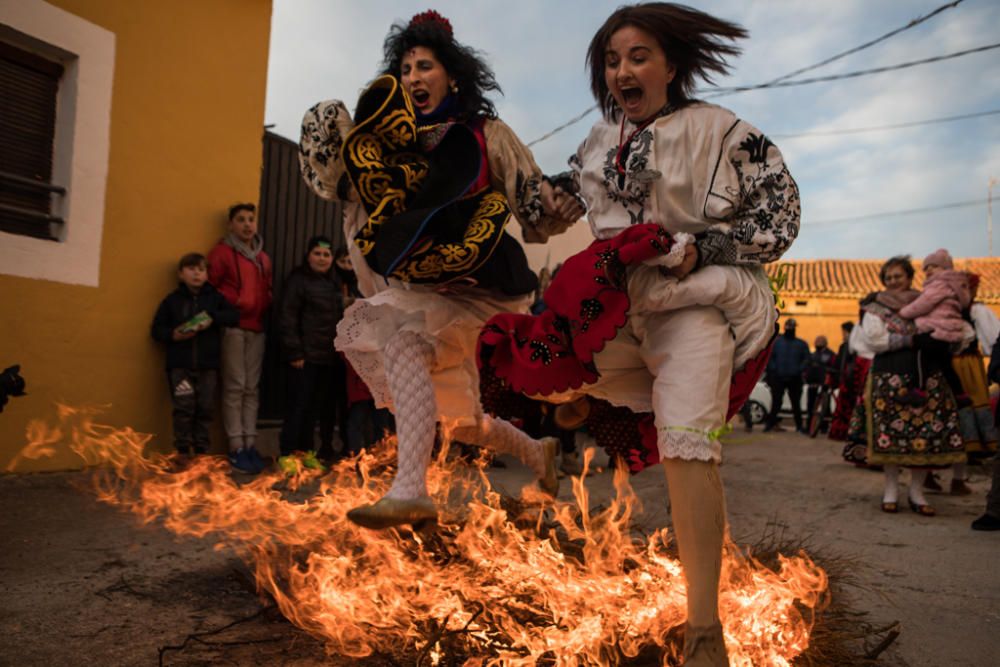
336, 285, 531, 429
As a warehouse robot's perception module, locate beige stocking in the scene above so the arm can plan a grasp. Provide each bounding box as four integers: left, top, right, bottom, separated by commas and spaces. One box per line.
663, 458, 727, 628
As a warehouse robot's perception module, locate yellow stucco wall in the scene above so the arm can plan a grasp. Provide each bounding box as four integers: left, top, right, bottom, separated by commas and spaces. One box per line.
1, 1, 272, 471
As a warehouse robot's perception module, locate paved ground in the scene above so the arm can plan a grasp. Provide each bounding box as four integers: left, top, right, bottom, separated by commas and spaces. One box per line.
1, 428, 997, 666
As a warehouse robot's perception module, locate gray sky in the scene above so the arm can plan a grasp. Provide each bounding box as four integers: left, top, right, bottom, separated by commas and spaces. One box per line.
265, 0, 1000, 260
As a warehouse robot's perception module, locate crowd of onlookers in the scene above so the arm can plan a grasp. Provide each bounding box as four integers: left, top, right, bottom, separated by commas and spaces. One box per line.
750, 250, 1000, 531
151, 203, 392, 476
151, 219, 1000, 530
150, 205, 588, 478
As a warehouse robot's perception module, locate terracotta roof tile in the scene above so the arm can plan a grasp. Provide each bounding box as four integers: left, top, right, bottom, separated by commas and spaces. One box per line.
764, 258, 1000, 304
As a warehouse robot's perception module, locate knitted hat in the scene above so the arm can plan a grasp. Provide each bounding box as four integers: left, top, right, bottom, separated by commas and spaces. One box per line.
923, 248, 953, 270
306, 235, 332, 253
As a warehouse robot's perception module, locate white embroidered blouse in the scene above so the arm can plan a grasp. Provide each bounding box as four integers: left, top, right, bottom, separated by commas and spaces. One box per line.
570, 102, 800, 267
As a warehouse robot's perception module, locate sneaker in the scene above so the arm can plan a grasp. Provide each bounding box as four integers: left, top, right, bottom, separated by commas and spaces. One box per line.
229, 448, 257, 474
301, 450, 326, 472
277, 455, 301, 476
971, 513, 1000, 531
246, 447, 267, 474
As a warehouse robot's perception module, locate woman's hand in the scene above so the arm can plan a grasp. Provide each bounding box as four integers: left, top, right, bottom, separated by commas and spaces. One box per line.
667, 244, 698, 280
540, 180, 584, 224
290, 359, 305, 369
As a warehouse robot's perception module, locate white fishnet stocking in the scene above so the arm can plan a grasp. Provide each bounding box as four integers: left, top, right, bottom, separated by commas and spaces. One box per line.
454, 416, 545, 478
383, 331, 437, 500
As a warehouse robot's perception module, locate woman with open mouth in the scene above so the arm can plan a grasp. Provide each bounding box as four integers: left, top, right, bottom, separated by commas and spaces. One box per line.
299, 10, 583, 530
477, 3, 800, 665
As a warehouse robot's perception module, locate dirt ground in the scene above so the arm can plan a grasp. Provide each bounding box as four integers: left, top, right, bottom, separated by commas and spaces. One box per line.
1, 428, 998, 666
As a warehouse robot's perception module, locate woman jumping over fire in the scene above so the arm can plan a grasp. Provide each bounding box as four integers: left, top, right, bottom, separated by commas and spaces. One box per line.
478, 4, 800, 664
299, 11, 582, 529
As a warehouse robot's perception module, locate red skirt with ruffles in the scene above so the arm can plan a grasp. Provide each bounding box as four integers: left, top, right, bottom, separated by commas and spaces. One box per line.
477, 223, 775, 473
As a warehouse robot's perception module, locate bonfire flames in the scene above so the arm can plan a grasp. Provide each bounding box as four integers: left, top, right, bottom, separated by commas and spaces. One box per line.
11, 405, 828, 665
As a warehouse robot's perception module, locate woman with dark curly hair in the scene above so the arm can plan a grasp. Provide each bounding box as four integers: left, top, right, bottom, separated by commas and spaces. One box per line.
299, 10, 582, 530
477, 4, 799, 664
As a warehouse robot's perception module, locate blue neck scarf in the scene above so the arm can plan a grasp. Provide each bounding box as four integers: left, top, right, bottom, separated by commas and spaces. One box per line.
415, 93, 460, 126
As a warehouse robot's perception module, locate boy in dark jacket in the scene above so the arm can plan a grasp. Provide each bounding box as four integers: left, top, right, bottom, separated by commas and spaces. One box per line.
151, 253, 239, 458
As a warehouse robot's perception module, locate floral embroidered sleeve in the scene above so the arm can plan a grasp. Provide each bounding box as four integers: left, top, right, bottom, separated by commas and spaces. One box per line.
484, 118, 575, 243
697, 121, 801, 267
299, 99, 356, 201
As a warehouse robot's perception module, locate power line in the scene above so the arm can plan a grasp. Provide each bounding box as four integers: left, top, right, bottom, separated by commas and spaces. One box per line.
525, 1, 967, 147
710, 42, 1000, 94
526, 105, 598, 147
809, 199, 987, 226
526, 43, 998, 146
718, 0, 964, 91
771, 108, 1000, 139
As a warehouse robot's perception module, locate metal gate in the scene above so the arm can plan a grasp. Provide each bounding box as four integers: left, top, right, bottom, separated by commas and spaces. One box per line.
257, 130, 343, 422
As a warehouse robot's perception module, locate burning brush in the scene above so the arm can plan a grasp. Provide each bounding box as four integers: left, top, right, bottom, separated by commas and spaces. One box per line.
15, 405, 833, 665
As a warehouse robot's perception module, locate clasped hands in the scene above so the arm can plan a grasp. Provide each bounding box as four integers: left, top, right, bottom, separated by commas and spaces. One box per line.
540, 180, 585, 228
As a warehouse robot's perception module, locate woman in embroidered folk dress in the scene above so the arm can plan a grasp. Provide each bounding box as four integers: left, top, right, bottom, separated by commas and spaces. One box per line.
956, 273, 1000, 460
299, 11, 582, 529
478, 4, 798, 665
847, 256, 965, 517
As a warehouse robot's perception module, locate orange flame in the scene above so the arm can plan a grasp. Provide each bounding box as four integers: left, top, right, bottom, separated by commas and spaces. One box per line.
14, 405, 828, 665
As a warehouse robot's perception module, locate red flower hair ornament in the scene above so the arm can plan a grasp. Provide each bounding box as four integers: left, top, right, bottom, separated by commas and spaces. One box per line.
409, 9, 453, 37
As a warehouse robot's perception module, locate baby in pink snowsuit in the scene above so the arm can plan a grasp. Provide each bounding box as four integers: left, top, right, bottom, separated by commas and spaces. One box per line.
899, 248, 972, 343
896, 248, 973, 406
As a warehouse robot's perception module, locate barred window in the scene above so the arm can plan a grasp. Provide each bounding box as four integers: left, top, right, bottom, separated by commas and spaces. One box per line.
0, 40, 65, 240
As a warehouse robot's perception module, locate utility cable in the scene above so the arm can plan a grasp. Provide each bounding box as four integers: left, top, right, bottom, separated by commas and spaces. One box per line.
525, 0, 968, 146
772, 108, 1000, 139
809, 199, 987, 226
526, 105, 598, 147
710, 43, 1000, 94
721, 0, 964, 90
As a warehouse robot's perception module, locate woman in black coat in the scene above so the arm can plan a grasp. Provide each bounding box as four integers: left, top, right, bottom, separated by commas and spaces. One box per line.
277, 236, 345, 465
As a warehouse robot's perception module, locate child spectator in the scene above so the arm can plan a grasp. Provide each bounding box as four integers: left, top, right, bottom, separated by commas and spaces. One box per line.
334, 248, 395, 454
207, 203, 273, 473
151, 253, 238, 458
276, 236, 343, 473
344, 355, 396, 454
898, 248, 973, 405
899, 249, 973, 345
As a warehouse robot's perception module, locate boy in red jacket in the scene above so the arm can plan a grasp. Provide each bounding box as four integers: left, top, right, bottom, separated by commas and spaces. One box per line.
207, 203, 273, 474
